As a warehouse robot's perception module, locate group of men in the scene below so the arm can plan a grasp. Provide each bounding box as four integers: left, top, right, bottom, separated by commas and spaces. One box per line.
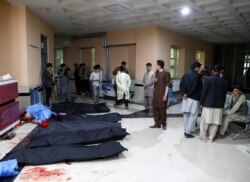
180, 61, 248, 142
42, 60, 248, 140
42, 63, 72, 106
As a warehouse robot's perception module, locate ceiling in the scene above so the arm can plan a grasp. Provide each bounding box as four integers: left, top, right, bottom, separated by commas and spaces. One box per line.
8, 0, 250, 43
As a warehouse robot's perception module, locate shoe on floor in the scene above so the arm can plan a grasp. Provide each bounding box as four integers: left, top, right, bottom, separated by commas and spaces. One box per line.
149, 124, 161, 128
197, 135, 207, 142
125, 106, 129, 110
207, 137, 213, 143
162, 124, 167, 130
216, 133, 225, 139
184, 133, 195, 138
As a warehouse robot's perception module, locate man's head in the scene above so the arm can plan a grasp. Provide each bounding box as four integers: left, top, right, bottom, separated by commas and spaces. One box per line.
46, 63, 53, 72
119, 66, 125, 72
146, 63, 152, 72
74, 63, 78, 68
121, 61, 127, 67
60, 63, 66, 69
191, 61, 202, 72
96, 64, 100, 70
233, 85, 242, 97
156, 60, 164, 71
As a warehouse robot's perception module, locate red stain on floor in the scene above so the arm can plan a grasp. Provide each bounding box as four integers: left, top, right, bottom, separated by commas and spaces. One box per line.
20, 166, 70, 181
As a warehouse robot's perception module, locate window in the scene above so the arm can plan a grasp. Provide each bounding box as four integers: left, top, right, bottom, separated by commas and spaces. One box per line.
196, 51, 205, 66
243, 54, 250, 75
55, 49, 63, 72
170, 47, 179, 78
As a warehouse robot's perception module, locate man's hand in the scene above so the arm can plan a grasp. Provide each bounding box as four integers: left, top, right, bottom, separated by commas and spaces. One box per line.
163, 95, 167, 102
223, 113, 228, 117
154, 78, 158, 83
144, 85, 148, 89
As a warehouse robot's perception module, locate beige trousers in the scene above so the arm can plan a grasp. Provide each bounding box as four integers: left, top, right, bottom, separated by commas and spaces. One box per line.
200, 121, 218, 141
220, 114, 246, 135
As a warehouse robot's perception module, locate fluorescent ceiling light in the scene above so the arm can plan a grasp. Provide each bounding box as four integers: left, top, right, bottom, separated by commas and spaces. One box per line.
180, 7, 190, 16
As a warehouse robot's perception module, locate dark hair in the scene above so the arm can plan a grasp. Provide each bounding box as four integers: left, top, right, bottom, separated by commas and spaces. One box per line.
121, 61, 127, 65
96, 64, 100, 69
157, 60, 164, 69
146, 63, 152, 66
74, 63, 78, 66
200, 69, 209, 77
213, 64, 222, 73
60, 63, 66, 68
46, 63, 53, 68
119, 66, 125, 72
234, 85, 242, 91
191, 61, 202, 70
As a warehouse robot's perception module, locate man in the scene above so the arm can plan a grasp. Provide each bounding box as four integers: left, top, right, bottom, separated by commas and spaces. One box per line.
79, 63, 85, 95
199, 65, 227, 142
150, 60, 171, 130
83, 65, 91, 95
115, 66, 131, 109
113, 61, 129, 105
114, 61, 129, 74
56, 63, 66, 95
180, 61, 202, 138
142, 63, 155, 111
90, 65, 102, 104
219, 85, 248, 137
60, 66, 71, 102
74, 63, 81, 94
42, 63, 54, 106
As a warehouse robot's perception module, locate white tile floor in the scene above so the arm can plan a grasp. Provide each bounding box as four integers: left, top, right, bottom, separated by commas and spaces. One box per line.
1, 97, 250, 182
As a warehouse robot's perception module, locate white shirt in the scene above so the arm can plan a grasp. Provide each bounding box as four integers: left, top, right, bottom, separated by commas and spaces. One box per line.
90, 70, 102, 86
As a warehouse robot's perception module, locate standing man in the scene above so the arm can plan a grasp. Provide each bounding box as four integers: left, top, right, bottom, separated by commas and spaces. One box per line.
219, 85, 248, 137
180, 61, 202, 138
199, 65, 227, 142
42, 63, 54, 106
113, 61, 129, 105
83, 65, 91, 95
142, 63, 155, 112
150, 60, 171, 130
90, 65, 102, 104
74, 63, 81, 94
115, 66, 131, 109
60, 66, 71, 102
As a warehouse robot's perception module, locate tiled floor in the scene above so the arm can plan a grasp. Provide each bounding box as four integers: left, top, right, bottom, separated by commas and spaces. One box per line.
1, 96, 250, 182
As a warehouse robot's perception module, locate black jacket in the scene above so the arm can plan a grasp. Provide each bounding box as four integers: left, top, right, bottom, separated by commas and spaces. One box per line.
180, 70, 202, 101
200, 74, 227, 108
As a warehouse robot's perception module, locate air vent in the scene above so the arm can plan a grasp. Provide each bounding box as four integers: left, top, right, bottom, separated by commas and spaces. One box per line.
104, 4, 129, 12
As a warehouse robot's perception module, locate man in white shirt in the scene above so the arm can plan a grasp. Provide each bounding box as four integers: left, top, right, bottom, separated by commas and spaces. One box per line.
115, 66, 131, 109
142, 63, 155, 111
90, 65, 102, 104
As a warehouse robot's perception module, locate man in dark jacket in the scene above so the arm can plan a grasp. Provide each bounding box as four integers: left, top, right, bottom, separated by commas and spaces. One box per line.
42, 63, 54, 106
199, 65, 227, 142
180, 61, 202, 138
74, 63, 81, 94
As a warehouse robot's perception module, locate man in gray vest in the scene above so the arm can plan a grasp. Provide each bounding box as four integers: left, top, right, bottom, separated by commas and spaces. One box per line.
219, 85, 248, 137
